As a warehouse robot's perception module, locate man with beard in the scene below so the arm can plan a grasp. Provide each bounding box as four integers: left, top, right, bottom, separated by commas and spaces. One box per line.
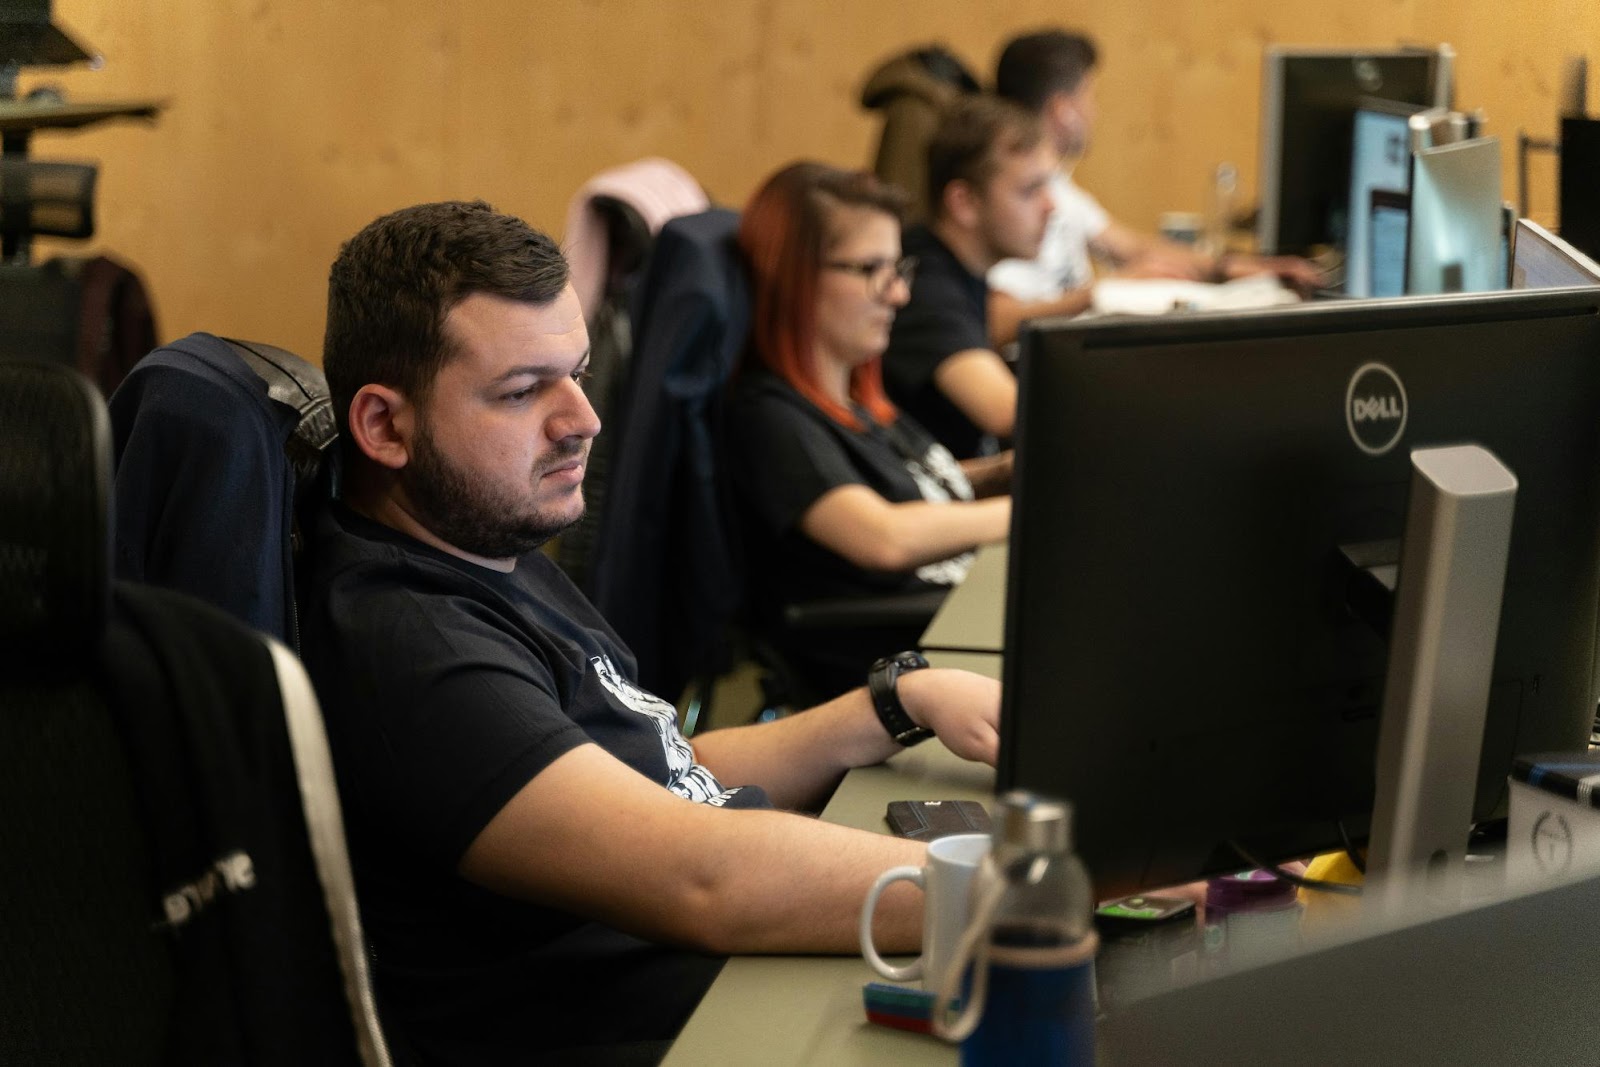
303, 201, 1001, 1065
987, 29, 1326, 348
881, 94, 1056, 461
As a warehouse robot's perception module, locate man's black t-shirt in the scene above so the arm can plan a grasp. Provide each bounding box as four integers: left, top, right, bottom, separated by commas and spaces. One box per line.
729, 367, 974, 698
302, 505, 768, 1065
882, 224, 996, 461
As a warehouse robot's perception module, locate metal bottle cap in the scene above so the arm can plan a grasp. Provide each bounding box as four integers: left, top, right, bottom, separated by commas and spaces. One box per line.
994, 789, 1072, 860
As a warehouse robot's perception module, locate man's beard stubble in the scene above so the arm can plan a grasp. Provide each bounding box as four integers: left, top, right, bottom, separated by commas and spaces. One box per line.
405, 424, 586, 561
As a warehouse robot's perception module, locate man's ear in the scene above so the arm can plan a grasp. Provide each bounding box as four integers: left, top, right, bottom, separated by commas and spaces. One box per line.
346, 384, 414, 471
1044, 90, 1074, 135
944, 178, 983, 231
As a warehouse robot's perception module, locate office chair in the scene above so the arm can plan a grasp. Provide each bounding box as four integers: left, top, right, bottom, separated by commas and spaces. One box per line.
0, 151, 158, 394
107, 332, 337, 649
589, 209, 749, 707
588, 209, 943, 721
860, 45, 983, 223
0, 360, 388, 1065
557, 160, 710, 591
557, 194, 664, 591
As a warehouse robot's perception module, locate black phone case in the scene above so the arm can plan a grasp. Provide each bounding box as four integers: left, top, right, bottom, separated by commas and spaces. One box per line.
884, 799, 993, 840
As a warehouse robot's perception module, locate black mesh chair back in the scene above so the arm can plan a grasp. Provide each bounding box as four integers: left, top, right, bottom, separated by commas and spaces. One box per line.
0, 361, 388, 1065
0, 360, 175, 1062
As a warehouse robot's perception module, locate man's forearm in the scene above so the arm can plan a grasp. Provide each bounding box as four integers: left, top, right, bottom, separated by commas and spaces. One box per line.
665, 804, 928, 956
989, 287, 1094, 348
461, 743, 930, 957
691, 668, 1000, 812
691, 686, 902, 811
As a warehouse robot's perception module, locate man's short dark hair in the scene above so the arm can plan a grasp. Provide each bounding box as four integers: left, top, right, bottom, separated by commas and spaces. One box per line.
323, 200, 569, 440
926, 94, 1044, 216
995, 30, 1099, 113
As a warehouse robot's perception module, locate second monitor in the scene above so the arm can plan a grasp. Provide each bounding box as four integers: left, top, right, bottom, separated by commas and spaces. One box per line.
1256, 45, 1449, 255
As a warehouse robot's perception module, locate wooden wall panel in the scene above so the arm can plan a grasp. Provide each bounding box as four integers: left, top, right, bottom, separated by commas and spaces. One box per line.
16, 0, 1600, 361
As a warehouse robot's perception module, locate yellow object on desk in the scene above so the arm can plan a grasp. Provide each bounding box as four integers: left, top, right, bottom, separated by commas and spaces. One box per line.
1299, 850, 1365, 938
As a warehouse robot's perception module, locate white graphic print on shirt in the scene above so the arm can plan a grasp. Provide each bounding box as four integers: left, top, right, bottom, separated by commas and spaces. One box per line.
905, 442, 976, 586
590, 654, 734, 803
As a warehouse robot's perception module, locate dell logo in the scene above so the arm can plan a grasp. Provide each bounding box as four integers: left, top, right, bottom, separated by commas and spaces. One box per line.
1345, 362, 1408, 456
1351, 396, 1403, 422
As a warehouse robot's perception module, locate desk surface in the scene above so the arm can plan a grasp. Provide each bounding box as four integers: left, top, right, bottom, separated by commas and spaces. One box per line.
662, 743, 994, 1066
668, 738, 1600, 1065
919, 543, 1006, 681
919, 543, 1006, 656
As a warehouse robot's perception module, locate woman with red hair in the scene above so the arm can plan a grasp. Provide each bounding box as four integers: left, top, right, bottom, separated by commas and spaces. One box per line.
729, 161, 1012, 702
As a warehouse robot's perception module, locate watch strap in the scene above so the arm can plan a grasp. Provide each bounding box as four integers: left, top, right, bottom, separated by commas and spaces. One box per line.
868, 650, 933, 746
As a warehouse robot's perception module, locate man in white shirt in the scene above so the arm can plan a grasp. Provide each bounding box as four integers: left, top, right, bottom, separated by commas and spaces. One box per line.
988, 30, 1325, 347
988, 169, 1108, 306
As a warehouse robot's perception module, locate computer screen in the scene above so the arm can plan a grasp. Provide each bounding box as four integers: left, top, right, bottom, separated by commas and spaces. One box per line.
1000, 289, 1600, 899
1257, 47, 1447, 256
1346, 102, 1422, 297
1559, 117, 1600, 262
1511, 218, 1600, 288
1406, 136, 1504, 294
1368, 190, 1410, 297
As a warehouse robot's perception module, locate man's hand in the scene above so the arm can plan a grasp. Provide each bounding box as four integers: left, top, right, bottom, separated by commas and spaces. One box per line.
959, 449, 1014, 499
897, 668, 1001, 766
1221, 253, 1328, 295
1116, 246, 1209, 281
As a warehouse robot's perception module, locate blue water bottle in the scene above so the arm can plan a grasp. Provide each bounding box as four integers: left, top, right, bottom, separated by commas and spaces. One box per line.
936, 790, 1098, 1065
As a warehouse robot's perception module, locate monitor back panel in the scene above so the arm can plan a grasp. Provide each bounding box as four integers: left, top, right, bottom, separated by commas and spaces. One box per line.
1001, 292, 1600, 897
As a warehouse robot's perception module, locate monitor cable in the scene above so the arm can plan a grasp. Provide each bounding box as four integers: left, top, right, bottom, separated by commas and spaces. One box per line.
1336, 819, 1367, 875
1227, 841, 1364, 896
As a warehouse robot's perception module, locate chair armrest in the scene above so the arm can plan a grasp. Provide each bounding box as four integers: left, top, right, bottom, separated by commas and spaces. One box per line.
781, 589, 948, 631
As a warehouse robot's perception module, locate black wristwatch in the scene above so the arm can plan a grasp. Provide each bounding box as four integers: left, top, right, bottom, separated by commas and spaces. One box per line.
868, 651, 934, 747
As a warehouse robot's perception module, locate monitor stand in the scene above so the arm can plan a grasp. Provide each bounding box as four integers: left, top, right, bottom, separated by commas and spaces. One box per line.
1365, 444, 1517, 916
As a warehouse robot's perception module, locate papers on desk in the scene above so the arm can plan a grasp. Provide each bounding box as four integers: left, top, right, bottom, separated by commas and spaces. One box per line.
1090, 274, 1300, 316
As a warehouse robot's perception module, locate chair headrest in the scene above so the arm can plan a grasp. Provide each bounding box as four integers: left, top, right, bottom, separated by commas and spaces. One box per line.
0, 360, 110, 653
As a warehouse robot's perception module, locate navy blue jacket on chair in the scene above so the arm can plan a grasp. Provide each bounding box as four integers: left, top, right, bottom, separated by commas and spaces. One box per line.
107, 332, 334, 649
588, 209, 750, 700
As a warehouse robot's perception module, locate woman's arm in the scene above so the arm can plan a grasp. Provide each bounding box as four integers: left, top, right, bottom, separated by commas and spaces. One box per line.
799, 486, 1009, 574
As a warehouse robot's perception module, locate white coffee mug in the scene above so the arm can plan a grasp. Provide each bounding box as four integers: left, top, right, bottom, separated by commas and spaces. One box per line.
860, 832, 991, 989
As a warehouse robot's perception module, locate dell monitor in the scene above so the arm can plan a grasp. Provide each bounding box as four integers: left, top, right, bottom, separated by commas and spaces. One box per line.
1511, 218, 1600, 289
1257, 46, 1450, 256
1000, 289, 1600, 899
1406, 136, 1504, 294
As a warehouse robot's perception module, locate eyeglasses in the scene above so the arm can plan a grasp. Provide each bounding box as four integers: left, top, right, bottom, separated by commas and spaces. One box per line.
823, 255, 918, 299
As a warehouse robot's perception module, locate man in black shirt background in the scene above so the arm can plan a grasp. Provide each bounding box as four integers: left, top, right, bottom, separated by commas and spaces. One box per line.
304, 200, 1003, 1064
883, 94, 1056, 460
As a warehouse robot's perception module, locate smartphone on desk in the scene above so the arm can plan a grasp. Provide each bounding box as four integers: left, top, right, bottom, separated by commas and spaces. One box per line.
885, 799, 992, 840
